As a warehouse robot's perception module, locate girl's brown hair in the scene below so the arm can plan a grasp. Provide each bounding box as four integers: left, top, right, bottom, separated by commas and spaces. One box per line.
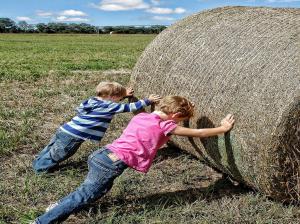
158, 96, 194, 118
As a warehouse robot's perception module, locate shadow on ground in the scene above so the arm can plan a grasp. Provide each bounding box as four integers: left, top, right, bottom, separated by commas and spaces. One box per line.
75, 146, 253, 217
82, 175, 252, 218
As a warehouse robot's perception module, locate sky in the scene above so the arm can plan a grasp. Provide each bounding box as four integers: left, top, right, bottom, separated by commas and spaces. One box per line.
0, 0, 299, 26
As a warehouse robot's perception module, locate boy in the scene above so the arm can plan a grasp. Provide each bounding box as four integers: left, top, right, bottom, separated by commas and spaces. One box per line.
32, 81, 160, 173
33, 95, 234, 223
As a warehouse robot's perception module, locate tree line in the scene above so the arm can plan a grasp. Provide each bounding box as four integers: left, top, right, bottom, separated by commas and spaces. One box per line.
0, 18, 167, 34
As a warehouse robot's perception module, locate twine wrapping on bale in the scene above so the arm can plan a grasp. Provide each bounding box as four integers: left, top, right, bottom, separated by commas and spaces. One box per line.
130, 6, 300, 203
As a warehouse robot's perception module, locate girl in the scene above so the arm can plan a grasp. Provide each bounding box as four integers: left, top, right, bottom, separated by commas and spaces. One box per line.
33, 95, 234, 223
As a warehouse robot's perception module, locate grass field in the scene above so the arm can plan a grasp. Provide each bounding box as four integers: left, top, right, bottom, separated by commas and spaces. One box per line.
0, 34, 153, 81
0, 34, 299, 224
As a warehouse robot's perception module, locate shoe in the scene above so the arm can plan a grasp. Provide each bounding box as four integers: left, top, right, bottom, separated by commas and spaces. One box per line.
29, 221, 37, 224
45, 202, 59, 212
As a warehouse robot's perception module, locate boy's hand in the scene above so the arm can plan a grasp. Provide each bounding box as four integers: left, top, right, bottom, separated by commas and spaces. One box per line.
126, 87, 134, 97
148, 94, 161, 103
221, 114, 235, 132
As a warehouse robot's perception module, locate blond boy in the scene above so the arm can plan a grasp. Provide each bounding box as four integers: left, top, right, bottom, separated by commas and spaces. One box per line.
32, 81, 160, 173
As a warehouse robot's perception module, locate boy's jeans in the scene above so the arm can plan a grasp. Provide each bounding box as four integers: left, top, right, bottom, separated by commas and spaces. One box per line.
36, 148, 128, 224
32, 129, 84, 173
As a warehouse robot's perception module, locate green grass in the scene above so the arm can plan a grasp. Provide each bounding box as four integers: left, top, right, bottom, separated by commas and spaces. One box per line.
0, 34, 154, 81
0, 34, 299, 224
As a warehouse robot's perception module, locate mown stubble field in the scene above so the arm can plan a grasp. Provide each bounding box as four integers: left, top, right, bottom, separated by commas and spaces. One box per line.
0, 34, 299, 224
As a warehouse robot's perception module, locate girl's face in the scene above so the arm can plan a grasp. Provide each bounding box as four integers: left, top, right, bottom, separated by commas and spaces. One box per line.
168, 113, 190, 123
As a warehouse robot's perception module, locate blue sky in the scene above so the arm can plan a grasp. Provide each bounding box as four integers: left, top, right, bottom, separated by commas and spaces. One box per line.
1, 0, 299, 26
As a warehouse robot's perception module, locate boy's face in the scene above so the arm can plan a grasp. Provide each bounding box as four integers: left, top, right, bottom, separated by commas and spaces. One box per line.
110, 95, 124, 103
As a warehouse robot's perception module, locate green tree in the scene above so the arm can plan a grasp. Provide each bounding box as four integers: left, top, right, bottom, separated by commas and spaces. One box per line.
18, 21, 29, 32
0, 18, 17, 32
36, 23, 47, 33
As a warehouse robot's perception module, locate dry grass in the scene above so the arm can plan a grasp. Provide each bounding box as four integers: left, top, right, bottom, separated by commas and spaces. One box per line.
1, 70, 300, 223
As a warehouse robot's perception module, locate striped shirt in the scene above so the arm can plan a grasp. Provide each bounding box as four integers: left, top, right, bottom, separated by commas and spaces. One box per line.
60, 97, 151, 142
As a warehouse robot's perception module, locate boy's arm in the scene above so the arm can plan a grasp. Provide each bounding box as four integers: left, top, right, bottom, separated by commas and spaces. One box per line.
171, 114, 235, 137
110, 94, 161, 114
113, 99, 151, 113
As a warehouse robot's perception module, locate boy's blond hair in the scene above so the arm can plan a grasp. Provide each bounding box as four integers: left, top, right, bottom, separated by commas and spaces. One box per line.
158, 96, 194, 118
96, 82, 127, 98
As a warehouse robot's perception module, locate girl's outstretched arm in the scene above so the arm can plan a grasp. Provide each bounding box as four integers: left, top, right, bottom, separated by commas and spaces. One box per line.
171, 114, 235, 138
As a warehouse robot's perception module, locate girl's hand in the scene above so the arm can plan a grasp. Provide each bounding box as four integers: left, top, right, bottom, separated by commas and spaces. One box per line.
221, 114, 235, 132
126, 87, 134, 97
148, 94, 161, 103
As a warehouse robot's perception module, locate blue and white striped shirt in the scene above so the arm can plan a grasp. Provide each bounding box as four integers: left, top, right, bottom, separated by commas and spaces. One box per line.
60, 97, 151, 142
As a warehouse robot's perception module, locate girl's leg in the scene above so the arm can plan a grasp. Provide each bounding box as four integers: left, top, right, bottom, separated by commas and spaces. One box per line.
32, 129, 83, 173
35, 148, 127, 224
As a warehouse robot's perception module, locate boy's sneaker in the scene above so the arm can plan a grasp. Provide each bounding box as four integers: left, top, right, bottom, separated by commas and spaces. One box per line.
46, 202, 59, 212
29, 221, 37, 224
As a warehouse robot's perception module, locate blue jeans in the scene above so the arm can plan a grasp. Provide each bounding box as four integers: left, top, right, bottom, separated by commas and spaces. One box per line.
36, 148, 128, 224
32, 129, 84, 173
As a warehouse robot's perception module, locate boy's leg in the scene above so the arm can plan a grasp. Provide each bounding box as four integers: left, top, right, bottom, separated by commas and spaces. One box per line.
35, 134, 57, 158
32, 132, 59, 172
32, 129, 83, 173
35, 148, 127, 223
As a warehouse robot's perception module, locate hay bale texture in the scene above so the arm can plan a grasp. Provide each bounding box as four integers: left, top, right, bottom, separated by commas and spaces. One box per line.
130, 6, 300, 203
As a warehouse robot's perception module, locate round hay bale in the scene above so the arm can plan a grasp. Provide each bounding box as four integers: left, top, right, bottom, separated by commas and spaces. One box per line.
130, 6, 300, 203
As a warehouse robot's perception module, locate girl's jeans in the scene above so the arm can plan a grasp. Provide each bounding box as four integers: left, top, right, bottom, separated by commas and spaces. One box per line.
32, 129, 84, 173
36, 148, 128, 224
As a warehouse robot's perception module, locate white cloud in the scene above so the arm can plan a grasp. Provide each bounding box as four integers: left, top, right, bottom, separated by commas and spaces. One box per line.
36, 10, 53, 17
36, 10, 88, 22
152, 15, 174, 21
267, 0, 300, 2
16, 16, 32, 21
151, 0, 160, 5
60, 9, 87, 17
56, 16, 89, 22
91, 0, 149, 11
147, 7, 172, 14
146, 7, 186, 14
174, 8, 186, 14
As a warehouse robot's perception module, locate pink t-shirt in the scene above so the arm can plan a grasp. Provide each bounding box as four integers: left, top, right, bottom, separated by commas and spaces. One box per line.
107, 112, 177, 173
